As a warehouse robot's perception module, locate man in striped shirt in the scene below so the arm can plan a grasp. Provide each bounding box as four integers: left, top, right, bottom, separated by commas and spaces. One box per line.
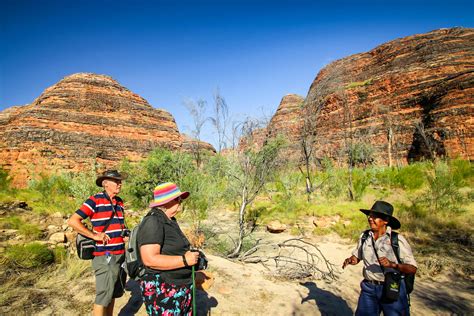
68, 170, 128, 316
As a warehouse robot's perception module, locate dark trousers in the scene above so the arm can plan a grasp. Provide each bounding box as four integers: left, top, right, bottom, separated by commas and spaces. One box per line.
355, 279, 410, 316
118, 279, 143, 316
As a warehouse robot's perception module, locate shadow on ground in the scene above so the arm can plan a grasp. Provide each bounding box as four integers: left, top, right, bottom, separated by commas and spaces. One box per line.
414, 280, 474, 315
294, 281, 353, 316
196, 289, 218, 316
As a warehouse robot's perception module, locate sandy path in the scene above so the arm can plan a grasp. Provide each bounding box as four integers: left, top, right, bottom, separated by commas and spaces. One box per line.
114, 231, 473, 315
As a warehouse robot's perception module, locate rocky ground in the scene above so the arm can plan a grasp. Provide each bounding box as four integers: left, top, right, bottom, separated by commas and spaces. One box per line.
2, 202, 473, 315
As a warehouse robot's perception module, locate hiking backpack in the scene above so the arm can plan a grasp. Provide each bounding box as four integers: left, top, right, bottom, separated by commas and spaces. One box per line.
124, 210, 159, 280
361, 230, 415, 294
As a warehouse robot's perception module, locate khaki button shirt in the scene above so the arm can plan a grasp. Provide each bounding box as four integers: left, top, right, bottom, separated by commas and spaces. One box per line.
351, 227, 417, 282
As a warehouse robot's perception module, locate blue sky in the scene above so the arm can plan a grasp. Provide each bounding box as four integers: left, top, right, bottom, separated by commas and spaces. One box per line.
1, 0, 473, 147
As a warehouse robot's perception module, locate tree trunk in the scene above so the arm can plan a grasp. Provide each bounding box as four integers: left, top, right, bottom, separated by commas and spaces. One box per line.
228, 189, 247, 258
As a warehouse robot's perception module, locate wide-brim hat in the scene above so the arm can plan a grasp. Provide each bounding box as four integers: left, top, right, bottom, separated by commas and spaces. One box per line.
360, 200, 401, 229
149, 182, 190, 208
95, 170, 128, 187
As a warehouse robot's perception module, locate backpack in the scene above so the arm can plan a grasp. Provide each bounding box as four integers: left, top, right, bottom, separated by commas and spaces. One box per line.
124, 210, 159, 280
361, 230, 415, 294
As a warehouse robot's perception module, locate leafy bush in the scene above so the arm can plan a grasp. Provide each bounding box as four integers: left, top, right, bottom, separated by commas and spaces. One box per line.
352, 168, 372, 201
348, 143, 374, 167
29, 173, 71, 200
422, 162, 466, 213
319, 168, 346, 199
0, 216, 23, 229
52, 246, 68, 264
449, 158, 473, 186
201, 224, 232, 256
4, 243, 54, 269
0, 167, 11, 192
121, 148, 197, 209
395, 163, 426, 190
19, 223, 43, 241
64, 168, 98, 204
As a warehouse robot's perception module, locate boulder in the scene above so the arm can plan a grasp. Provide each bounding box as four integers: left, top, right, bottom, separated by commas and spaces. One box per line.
266, 220, 287, 233
49, 232, 66, 243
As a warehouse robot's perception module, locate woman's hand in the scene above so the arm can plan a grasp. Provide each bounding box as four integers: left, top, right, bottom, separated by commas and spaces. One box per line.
342, 255, 359, 269
378, 256, 397, 269
184, 251, 199, 266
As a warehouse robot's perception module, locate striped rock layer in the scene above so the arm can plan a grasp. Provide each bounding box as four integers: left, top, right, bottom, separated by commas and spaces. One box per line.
0, 73, 214, 186
304, 27, 473, 165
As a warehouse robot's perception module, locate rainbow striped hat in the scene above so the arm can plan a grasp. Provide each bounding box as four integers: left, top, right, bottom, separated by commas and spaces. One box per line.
149, 182, 190, 208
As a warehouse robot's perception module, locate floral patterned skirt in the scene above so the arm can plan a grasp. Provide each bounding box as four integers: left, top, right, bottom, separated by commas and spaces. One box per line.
140, 273, 193, 316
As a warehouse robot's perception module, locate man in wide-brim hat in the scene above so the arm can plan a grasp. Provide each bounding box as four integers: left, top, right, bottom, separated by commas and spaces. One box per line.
342, 201, 417, 315
68, 169, 128, 316
95, 169, 128, 187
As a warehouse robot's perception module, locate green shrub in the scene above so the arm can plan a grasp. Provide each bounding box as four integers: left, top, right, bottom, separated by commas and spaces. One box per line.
121, 148, 197, 209
449, 158, 473, 186
5, 243, 54, 269
0, 216, 23, 229
0, 167, 11, 191
319, 168, 346, 199
65, 168, 98, 204
19, 223, 43, 241
395, 163, 426, 190
373, 166, 398, 187
423, 162, 466, 213
29, 173, 71, 200
352, 168, 372, 201
201, 224, 232, 256
52, 246, 68, 264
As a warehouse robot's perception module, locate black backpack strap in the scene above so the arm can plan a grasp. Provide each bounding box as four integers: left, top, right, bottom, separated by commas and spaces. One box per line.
391, 231, 402, 264
360, 229, 370, 258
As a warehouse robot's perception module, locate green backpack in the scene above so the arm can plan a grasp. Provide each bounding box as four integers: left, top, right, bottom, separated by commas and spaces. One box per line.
361, 230, 415, 294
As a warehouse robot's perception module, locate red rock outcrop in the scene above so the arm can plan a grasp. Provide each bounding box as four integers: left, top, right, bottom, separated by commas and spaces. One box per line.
0, 73, 214, 187
265, 27, 474, 165
240, 94, 304, 155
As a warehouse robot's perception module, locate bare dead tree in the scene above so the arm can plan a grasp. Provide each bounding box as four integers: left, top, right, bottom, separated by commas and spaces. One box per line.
415, 121, 437, 161
298, 101, 320, 202
339, 91, 355, 200
210, 88, 229, 153
238, 237, 337, 281
184, 98, 208, 167
227, 118, 284, 258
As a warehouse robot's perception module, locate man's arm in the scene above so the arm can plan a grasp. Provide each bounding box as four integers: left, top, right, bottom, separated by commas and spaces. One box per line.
378, 257, 417, 274
67, 213, 109, 243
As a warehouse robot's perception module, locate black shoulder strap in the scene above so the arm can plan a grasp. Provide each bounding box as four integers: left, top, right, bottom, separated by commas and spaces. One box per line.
361, 229, 370, 244
360, 229, 370, 259
101, 191, 122, 233
391, 231, 402, 264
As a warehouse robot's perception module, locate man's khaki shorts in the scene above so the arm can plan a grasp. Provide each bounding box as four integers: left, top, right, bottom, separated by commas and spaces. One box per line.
92, 253, 126, 306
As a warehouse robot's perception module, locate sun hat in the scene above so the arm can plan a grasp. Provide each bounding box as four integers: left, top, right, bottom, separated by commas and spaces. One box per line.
359, 200, 401, 229
95, 170, 128, 187
149, 182, 190, 208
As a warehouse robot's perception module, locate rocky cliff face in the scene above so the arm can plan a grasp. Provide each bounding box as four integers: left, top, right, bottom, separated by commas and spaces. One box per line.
241, 94, 304, 158
0, 73, 214, 186
265, 27, 474, 165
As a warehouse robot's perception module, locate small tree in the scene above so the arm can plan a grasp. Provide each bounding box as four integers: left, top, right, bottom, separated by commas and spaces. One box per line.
298, 101, 319, 201
227, 118, 284, 258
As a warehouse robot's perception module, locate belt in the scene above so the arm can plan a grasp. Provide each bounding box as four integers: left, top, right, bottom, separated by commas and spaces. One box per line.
364, 279, 384, 285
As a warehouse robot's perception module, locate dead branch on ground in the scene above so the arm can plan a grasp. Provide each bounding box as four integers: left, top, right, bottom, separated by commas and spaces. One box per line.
238, 237, 338, 282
